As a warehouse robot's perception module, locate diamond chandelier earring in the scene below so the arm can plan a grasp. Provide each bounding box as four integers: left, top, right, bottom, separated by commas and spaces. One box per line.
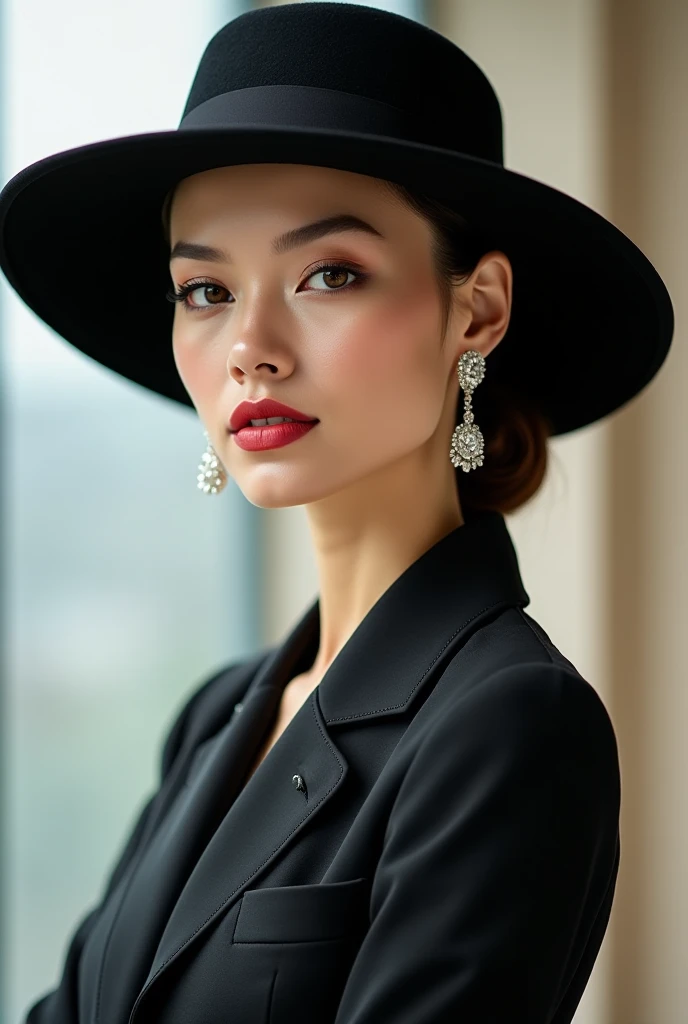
450, 349, 486, 472
197, 430, 228, 494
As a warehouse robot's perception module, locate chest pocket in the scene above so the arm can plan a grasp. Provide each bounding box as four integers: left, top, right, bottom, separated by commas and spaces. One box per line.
234, 875, 369, 943
231, 877, 370, 1023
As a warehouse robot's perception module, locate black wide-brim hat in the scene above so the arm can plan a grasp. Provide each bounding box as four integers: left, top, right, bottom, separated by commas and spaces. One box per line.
0, 1, 674, 436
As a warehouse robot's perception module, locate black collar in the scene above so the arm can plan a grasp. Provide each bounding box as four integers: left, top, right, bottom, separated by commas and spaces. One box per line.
251, 508, 531, 725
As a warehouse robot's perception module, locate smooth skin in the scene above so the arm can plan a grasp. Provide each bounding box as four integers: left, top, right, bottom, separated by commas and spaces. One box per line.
169, 162, 512, 709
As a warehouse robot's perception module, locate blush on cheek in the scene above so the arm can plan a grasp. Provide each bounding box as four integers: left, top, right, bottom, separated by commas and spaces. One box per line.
319, 311, 426, 431
361, 293, 444, 423
173, 345, 200, 396
363, 288, 440, 365
172, 336, 216, 409
171, 337, 190, 390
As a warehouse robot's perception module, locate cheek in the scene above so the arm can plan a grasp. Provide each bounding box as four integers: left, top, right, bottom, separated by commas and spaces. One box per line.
172, 322, 222, 404
172, 322, 193, 387
319, 286, 444, 428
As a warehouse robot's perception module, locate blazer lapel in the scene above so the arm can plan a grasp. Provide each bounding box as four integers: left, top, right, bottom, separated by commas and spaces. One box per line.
129, 509, 530, 1023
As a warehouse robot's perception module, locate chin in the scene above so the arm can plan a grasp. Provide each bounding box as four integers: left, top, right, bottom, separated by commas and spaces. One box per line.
246, 494, 306, 510
241, 479, 327, 510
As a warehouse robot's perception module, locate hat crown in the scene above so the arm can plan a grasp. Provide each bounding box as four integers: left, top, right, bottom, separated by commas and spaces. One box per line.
180, 1, 504, 165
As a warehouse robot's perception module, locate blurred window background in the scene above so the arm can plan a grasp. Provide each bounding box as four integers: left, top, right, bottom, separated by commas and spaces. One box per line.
0, 2, 261, 1020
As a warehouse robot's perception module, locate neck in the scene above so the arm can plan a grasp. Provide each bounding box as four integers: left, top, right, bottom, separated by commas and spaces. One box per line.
303, 457, 465, 681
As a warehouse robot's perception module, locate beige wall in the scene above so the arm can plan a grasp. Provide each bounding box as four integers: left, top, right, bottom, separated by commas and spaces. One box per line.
258, 1, 686, 1021
604, 1, 688, 1021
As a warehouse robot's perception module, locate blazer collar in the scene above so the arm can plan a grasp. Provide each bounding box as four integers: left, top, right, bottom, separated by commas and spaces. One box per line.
251, 507, 531, 725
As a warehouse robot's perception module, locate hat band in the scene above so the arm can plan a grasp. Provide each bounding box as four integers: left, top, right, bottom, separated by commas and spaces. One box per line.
180, 84, 410, 134
179, 84, 500, 163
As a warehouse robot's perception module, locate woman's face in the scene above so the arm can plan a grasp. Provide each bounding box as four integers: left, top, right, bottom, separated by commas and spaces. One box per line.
168, 162, 504, 510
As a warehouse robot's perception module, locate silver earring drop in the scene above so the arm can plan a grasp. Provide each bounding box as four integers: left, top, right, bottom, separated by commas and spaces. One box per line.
197, 430, 228, 494
450, 350, 486, 472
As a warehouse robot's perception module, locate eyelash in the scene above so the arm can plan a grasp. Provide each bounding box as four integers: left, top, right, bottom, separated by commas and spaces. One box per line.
165, 261, 368, 312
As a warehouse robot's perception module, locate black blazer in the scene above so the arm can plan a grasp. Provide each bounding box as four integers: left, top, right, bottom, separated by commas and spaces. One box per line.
24, 509, 621, 1024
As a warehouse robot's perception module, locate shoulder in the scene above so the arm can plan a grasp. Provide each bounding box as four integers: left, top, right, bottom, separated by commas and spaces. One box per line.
425, 605, 619, 787
457, 603, 585, 682
388, 611, 621, 852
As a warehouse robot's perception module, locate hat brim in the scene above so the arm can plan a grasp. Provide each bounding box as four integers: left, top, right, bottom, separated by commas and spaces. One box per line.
0, 124, 674, 436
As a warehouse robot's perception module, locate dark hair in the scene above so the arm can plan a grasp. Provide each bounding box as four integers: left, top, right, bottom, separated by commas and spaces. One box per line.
161, 175, 552, 516
379, 179, 552, 516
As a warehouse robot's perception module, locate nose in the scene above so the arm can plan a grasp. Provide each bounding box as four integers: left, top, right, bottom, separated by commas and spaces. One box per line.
225, 285, 298, 384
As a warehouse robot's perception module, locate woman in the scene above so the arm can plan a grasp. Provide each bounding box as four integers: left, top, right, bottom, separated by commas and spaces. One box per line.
0, 3, 673, 1023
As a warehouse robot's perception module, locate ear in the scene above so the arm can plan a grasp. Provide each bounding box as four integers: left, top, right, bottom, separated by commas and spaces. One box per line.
459, 250, 512, 358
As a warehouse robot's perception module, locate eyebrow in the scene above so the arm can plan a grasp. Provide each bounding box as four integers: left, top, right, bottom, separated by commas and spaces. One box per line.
169, 214, 385, 263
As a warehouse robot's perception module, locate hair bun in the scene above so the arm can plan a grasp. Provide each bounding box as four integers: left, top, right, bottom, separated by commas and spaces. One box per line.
456, 377, 552, 515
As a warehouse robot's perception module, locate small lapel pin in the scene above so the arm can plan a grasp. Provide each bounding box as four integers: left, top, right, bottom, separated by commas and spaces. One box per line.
292, 774, 307, 796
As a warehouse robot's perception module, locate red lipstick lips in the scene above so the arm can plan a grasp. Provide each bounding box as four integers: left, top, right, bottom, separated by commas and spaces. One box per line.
228, 397, 319, 452
229, 397, 318, 433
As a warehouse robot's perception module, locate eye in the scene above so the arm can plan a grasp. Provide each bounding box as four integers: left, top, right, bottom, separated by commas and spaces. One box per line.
301, 262, 365, 292
165, 261, 367, 312
165, 280, 230, 310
